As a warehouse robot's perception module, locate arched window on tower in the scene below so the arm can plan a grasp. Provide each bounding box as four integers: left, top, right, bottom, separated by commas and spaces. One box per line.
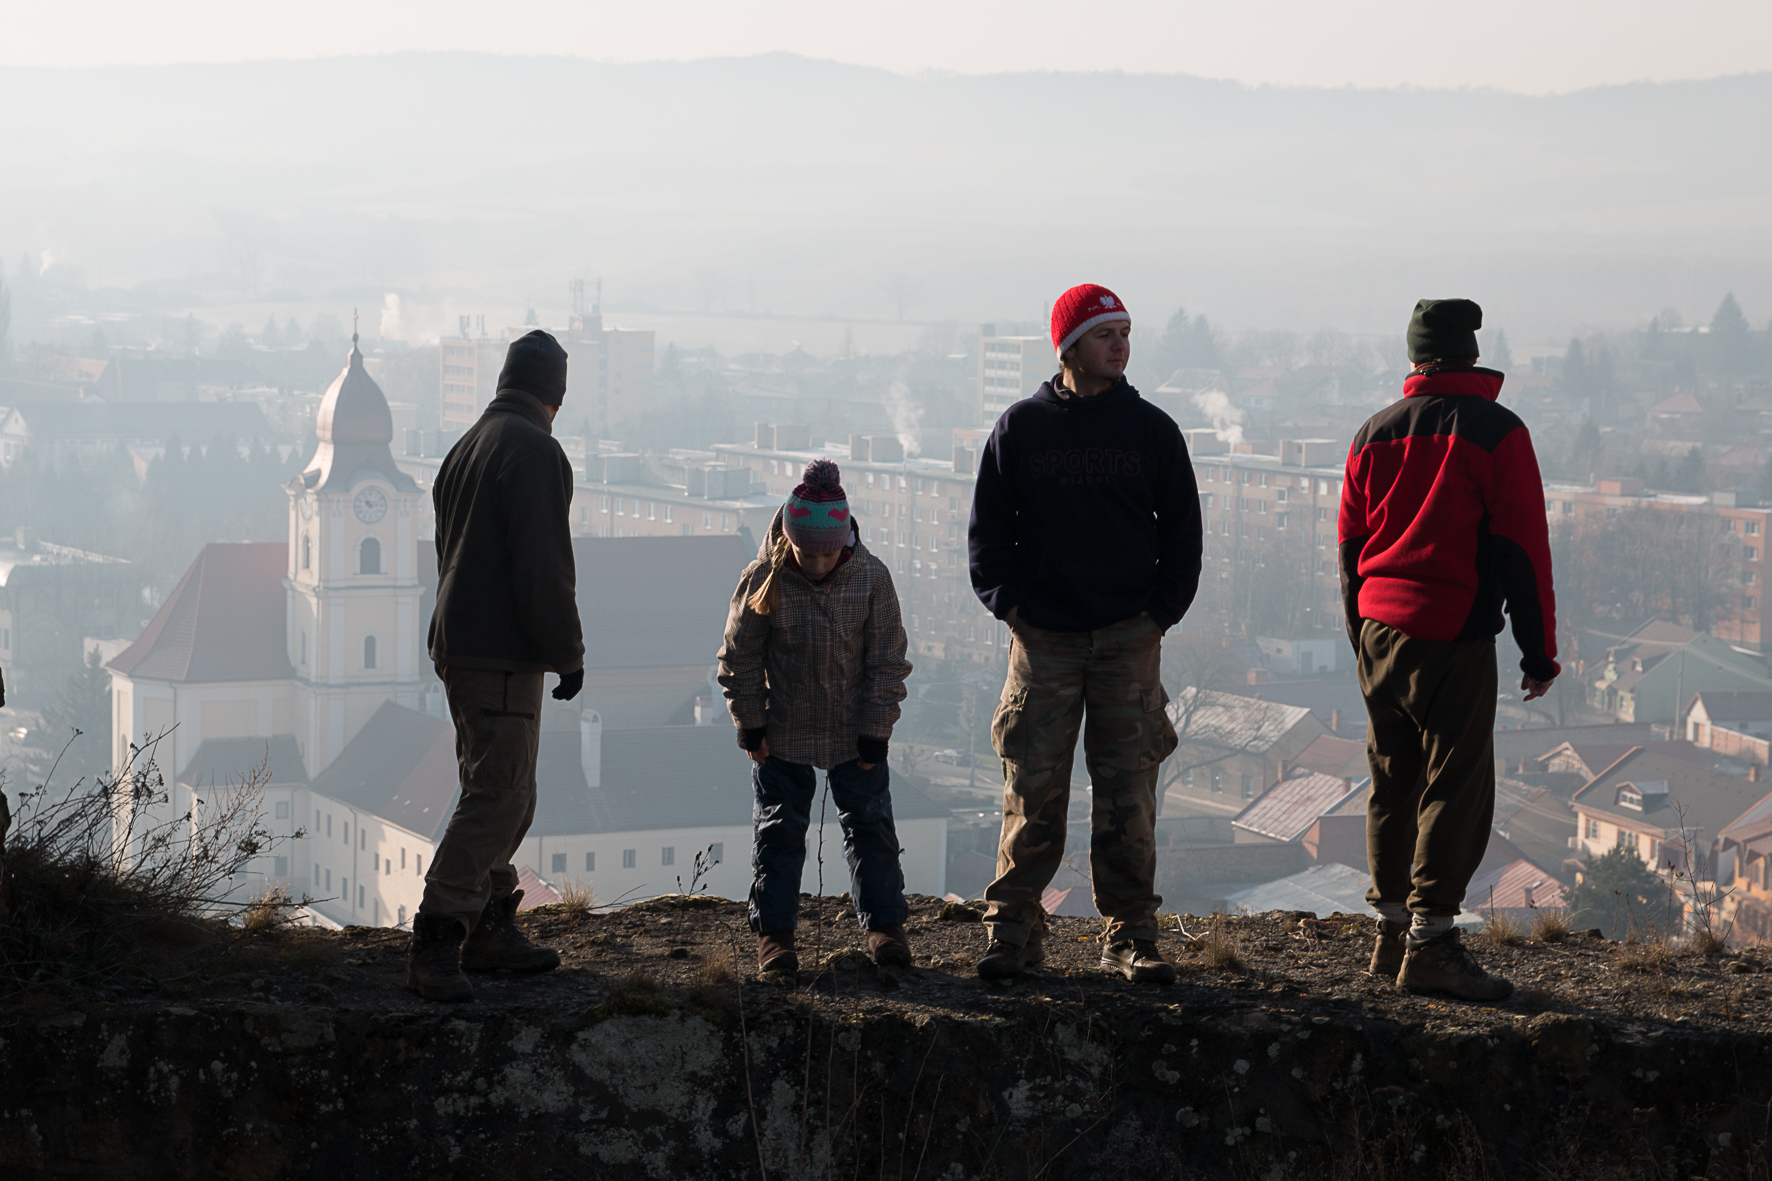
301, 533, 311, 570
363, 635, 378, 670
358, 537, 381, 575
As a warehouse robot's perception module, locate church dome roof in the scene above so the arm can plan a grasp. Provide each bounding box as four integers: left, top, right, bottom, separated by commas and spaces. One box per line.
315, 331, 392, 445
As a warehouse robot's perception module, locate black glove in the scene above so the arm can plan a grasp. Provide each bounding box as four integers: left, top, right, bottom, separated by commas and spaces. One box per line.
857, 736, 888, 765
552, 668, 584, 701
738, 727, 768, 753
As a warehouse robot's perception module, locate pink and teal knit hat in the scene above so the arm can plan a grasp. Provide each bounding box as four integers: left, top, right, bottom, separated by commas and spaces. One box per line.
783, 459, 851, 553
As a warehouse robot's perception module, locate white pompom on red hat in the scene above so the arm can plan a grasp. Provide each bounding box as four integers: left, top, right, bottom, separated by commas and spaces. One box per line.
1050, 283, 1131, 357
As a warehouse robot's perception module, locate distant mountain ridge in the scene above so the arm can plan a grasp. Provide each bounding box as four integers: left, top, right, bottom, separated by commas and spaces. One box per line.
2, 53, 1768, 334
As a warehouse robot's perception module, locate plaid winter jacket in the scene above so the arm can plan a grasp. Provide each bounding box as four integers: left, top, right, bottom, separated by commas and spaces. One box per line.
717, 510, 912, 769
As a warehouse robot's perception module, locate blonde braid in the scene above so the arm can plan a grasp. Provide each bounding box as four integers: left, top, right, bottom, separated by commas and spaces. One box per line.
747, 532, 793, 616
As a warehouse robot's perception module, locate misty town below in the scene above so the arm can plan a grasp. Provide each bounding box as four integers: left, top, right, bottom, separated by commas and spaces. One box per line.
4, 286, 1772, 1179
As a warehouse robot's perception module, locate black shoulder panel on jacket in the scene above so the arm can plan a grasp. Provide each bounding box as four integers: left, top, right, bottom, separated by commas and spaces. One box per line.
1352, 395, 1524, 455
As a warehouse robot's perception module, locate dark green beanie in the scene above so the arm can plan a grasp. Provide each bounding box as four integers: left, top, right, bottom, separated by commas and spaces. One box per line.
1407, 298, 1482, 365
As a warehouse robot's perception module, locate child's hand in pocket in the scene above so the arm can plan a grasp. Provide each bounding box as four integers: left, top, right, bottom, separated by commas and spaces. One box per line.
749, 738, 771, 763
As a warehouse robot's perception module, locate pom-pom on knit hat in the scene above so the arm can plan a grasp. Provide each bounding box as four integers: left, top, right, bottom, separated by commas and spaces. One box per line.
782, 459, 852, 553
1050, 283, 1131, 357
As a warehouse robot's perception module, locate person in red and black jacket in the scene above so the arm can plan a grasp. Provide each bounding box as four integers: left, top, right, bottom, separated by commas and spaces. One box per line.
1338, 298, 1558, 1003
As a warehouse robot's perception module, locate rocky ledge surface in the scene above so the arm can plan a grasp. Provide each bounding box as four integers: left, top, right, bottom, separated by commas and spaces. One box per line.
2, 896, 1770, 1179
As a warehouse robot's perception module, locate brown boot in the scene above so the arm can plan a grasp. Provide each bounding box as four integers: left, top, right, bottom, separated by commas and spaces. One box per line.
1398, 928, 1512, 1001
407, 913, 474, 1002
758, 930, 798, 975
1368, 919, 1407, 979
866, 924, 912, 969
461, 890, 561, 974
976, 923, 1045, 981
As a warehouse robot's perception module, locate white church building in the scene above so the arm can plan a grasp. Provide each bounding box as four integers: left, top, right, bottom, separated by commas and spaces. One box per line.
105, 334, 948, 927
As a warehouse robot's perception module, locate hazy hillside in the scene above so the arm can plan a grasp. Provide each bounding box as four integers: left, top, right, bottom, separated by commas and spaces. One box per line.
3, 54, 1769, 336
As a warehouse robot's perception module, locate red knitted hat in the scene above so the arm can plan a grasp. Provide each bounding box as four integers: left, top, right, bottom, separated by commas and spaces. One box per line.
1050, 283, 1131, 356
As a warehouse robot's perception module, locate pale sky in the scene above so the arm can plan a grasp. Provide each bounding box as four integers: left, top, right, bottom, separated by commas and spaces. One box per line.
8, 0, 1771, 93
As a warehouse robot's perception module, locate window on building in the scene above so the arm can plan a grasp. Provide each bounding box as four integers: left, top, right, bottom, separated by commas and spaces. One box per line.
358, 537, 381, 575
1211, 770, 1222, 793
359, 829, 365, 850
416, 855, 422, 874
551, 852, 566, 873
398, 905, 407, 926
363, 635, 378, 669
1317, 508, 1328, 521
664, 504, 673, 523
1584, 816, 1600, 840
313, 863, 320, 885
622, 849, 636, 868
1615, 828, 1638, 852
600, 495, 610, 512
866, 472, 875, 488
400, 848, 406, 868
1750, 547, 1760, 561
358, 884, 365, 909
1752, 522, 1762, 535
325, 868, 331, 890
721, 513, 732, 531
648, 502, 656, 520
275, 801, 290, 820
373, 853, 380, 871
301, 533, 311, 570
585, 851, 596, 872
703, 511, 712, 528
1240, 774, 1254, 798
662, 846, 675, 866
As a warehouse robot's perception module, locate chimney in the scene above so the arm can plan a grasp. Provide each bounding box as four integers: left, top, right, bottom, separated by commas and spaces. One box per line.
579, 710, 603, 788
1330, 708, 1341, 734
755, 422, 775, 450
694, 696, 720, 726
1751, 764, 1760, 783
1277, 758, 1289, 782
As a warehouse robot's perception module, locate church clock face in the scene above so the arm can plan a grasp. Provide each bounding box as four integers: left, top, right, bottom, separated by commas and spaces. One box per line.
353, 487, 389, 524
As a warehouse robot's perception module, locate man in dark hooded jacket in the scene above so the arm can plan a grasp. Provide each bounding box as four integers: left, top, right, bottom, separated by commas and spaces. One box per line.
408, 329, 586, 1002
968, 283, 1202, 985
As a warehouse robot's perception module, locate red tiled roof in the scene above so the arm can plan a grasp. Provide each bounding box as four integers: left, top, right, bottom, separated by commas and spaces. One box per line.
1647, 390, 1703, 415
1292, 734, 1366, 777
1467, 858, 1567, 911
1233, 771, 1360, 843
107, 543, 294, 683
516, 866, 562, 910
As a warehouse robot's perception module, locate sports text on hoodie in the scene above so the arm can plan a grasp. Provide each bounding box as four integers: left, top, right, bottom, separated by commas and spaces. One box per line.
1338, 366, 1559, 681
969, 378, 1203, 633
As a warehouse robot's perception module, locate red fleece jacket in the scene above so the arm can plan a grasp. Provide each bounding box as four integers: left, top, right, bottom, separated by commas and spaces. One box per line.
1337, 367, 1559, 681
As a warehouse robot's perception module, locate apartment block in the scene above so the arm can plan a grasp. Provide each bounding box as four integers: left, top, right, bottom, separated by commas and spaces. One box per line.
713, 423, 1003, 663
979, 327, 1053, 424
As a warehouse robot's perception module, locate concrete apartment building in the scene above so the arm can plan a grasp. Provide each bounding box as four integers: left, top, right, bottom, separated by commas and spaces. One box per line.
438, 313, 652, 439
1544, 478, 1772, 650
712, 423, 1003, 663
978, 328, 1052, 424
1189, 433, 1348, 636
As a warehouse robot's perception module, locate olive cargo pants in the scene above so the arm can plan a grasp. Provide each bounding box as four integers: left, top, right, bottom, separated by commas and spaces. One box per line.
420, 668, 545, 933
1358, 619, 1497, 918
984, 613, 1177, 946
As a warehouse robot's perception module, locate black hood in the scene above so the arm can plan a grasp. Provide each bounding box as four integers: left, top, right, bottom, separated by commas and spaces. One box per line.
1030, 376, 1142, 410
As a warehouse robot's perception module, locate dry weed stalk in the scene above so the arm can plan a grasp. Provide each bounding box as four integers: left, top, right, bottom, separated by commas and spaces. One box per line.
1205, 913, 1243, 970
1483, 909, 1525, 947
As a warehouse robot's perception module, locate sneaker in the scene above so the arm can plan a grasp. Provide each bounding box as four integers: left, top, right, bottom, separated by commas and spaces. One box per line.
1398, 928, 1512, 1002
461, 890, 562, 974
1101, 939, 1178, 984
757, 930, 798, 975
1368, 919, 1407, 979
407, 913, 475, 1002
866, 924, 913, 969
976, 928, 1045, 981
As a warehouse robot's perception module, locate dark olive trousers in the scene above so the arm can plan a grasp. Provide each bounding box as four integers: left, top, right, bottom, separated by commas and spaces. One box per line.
421, 668, 545, 934
1357, 619, 1496, 919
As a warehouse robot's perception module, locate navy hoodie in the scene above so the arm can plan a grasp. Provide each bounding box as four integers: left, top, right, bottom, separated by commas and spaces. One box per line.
969, 377, 1202, 632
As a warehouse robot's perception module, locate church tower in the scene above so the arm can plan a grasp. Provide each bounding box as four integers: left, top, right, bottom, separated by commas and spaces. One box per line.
286, 320, 427, 775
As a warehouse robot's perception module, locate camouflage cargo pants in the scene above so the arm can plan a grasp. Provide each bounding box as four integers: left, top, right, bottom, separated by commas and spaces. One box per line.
983, 612, 1178, 946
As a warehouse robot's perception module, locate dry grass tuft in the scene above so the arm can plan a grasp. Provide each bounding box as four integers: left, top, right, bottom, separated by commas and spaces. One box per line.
1204, 914, 1243, 971
1688, 927, 1729, 955
241, 884, 291, 933
1483, 909, 1526, 947
1530, 908, 1573, 944
1616, 938, 1676, 972
554, 878, 596, 915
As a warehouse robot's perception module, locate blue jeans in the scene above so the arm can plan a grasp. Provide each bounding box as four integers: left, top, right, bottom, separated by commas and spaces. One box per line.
749, 756, 909, 934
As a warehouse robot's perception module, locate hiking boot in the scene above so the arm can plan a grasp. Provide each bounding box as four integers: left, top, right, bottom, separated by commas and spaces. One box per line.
976, 927, 1045, 981
1101, 938, 1178, 984
407, 913, 474, 1003
758, 930, 798, 975
1369, 919, 1407, 980
1398, 928, 1513, 1002
867, 924, 913, 969
461, 890, 561, 974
